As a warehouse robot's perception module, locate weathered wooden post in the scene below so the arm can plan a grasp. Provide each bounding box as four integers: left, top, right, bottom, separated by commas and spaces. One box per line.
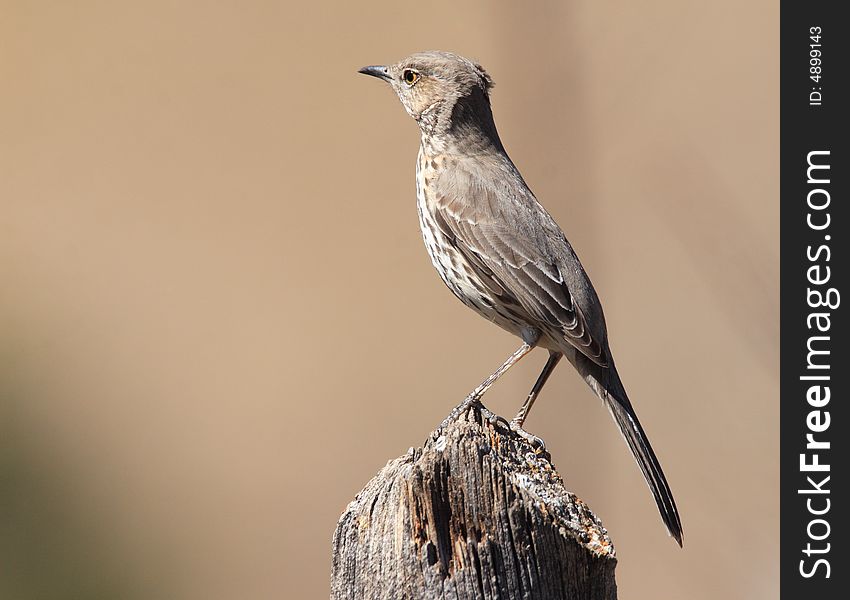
331, 403, 617, 599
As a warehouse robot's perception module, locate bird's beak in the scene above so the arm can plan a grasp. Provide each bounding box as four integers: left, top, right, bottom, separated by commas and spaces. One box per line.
358, 65, 392, 82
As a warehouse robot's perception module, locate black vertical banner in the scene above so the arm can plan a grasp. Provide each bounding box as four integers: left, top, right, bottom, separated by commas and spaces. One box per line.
781, 2, 848, 598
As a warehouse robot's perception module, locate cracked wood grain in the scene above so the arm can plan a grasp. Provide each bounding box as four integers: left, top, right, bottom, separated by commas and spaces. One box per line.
331, 403, 617, 600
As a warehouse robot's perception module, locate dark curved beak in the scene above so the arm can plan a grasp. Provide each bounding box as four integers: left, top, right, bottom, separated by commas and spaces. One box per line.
358, 65, 392, 82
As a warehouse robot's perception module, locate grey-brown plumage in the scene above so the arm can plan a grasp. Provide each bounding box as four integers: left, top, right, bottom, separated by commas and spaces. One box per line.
359, 51, 683, 546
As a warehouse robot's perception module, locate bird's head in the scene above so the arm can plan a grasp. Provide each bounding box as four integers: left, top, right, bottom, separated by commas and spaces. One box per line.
358, 51, 496, 141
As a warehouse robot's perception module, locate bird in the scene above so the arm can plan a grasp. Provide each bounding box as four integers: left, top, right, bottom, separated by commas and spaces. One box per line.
358, 51, 683, 546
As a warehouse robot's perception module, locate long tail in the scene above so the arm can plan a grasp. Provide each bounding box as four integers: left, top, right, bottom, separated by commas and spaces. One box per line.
574, 353, 683, 546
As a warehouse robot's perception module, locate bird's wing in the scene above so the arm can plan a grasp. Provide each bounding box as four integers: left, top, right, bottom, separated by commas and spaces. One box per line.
431, 161, 608, 366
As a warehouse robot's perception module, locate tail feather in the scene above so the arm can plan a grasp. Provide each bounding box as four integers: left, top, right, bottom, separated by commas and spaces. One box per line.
575, 354, 683, 546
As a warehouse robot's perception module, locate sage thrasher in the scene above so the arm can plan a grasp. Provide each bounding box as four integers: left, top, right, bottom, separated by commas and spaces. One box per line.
359, 51, 683, 546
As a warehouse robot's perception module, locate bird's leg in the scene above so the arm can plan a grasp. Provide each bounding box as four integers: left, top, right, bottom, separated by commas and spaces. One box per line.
440, 343, 534, 429
467, 342, 535, 402
511, 351, 562, 428
506, 351, 562, 452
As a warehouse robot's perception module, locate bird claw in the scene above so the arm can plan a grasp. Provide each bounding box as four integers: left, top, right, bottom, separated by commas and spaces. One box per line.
438, 392, 545, 456
486, 412, 512, 431
509, 420, 547, 454
438, 393, 482, 430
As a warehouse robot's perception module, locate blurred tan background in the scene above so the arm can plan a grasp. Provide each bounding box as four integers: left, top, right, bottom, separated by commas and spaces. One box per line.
1, 1, 777, 598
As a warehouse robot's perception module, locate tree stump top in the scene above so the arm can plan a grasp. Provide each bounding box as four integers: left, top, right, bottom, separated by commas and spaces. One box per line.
331, 404, 617, 599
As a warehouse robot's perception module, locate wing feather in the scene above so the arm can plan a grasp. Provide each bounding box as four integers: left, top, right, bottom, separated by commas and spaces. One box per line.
432, 163, 607, 365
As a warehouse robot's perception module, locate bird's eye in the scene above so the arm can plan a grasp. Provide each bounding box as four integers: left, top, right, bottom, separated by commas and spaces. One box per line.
402, 69, 420, 86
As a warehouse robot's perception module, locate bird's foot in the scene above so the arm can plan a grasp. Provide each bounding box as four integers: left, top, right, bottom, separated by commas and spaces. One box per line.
484, 411, 511, 431
509, 418, 547, 455
438, 393, 483, 430
438, 393, 510, 430
437, 394, 546, 457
